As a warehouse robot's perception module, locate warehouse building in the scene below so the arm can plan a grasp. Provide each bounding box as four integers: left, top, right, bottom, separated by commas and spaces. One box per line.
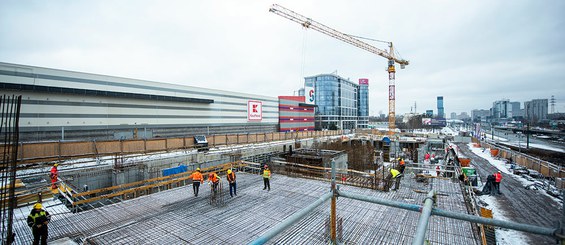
0, 62, 279, 142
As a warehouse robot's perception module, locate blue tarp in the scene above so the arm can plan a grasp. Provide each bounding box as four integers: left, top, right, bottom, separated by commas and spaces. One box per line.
162, 165, 188, 177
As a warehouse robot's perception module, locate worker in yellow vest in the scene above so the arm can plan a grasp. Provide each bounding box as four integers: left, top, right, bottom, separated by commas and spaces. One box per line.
27, 203, 51, 245
262, 165, 271, 191
384, 168, 402, 192
227, 169, 237, 197
390, 168, 403, 191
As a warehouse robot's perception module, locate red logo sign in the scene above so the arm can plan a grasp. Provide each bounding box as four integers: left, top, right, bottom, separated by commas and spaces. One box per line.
248, 100, 262, 121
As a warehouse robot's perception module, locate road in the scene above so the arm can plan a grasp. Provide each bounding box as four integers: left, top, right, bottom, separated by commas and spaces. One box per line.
457, 142, 562, 245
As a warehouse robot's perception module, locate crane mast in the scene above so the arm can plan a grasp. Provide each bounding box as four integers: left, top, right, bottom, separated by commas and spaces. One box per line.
269, 4, 409, 134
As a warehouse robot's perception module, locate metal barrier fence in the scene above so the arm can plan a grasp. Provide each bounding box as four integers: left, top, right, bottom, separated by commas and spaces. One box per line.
472, 138, 565, 178
5, 130, 342, 165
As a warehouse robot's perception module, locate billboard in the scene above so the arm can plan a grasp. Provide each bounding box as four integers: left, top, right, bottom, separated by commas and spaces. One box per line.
422, 118, 446, 126
305, 86, 315, 104
248, 100, 262, 121
359, 78, 369, 85
422, 118, 432, 125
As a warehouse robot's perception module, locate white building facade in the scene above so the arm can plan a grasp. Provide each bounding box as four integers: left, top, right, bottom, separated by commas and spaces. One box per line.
0, 62, 279, 141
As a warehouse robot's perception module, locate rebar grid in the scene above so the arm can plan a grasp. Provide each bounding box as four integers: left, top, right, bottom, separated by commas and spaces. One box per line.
10, 172, 478, 244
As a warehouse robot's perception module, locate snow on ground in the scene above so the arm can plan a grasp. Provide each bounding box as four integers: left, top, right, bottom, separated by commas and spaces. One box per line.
478, 195, 531, 244
467, 143, 561, 203
467, 142, 562, 244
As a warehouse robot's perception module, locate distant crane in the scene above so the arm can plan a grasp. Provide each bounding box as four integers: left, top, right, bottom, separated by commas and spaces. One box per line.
269, 4, 409, 134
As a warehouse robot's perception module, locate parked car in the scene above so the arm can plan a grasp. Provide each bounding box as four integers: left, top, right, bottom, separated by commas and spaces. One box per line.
528, 170, 544, 178
512, 165, 529, 176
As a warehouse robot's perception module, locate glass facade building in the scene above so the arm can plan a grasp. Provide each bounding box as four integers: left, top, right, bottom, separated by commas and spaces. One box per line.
437, 96, 444, 118
304, 74, 368, 130
358, 79, 369, 128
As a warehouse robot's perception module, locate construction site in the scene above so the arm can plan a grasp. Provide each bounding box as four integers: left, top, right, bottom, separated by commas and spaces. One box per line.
1, 3, 565, 245
1, 123, 564, 244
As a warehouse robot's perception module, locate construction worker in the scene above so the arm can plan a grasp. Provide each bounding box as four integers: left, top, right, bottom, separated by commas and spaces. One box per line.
27, 203, 51, 245
50, 163, 59, 189
398, 158, 406, 174
390, 168, 402, 191
383, 168, 401, 192
190, 168, 204, 197
262, 164, 271, 191
208, 172, 220, 193
227, 169, 237, 197
436, 165, 441, 177
494, 171, 503, 195
424, 153, 430, 161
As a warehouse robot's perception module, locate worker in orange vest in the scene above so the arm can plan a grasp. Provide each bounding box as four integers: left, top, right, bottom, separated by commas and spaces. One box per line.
190, 168, 204, 197
494, 171, 503, 195
50, 164, 59, 189
208, 172, 220, 193
398, 158, 406, 174
226, 169, 237, 197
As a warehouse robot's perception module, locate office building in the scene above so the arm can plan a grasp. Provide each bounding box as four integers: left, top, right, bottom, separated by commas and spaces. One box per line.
278, 96, 315, 132
524, 99, 548, 123
437, 96, 444, 118
304, 74, 365, 130
357, 78, 369, 128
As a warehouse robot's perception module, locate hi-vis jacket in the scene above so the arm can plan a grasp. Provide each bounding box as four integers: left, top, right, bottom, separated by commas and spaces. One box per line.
263, 169, 271, 179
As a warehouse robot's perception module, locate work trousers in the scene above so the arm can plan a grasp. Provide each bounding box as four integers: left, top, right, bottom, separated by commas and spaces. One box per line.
229, 182, 237, 197
393, 177, 401, 191
494, 182, 501, 194
32, 225, 48, 245
263, 178, 270, 190
193, 181, 200, 196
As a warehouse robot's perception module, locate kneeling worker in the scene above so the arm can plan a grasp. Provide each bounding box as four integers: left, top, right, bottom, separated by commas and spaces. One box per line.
208, 172, 220, 193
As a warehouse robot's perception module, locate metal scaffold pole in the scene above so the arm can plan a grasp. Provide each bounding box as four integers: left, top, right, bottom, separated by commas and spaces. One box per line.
330, 160, 337, 244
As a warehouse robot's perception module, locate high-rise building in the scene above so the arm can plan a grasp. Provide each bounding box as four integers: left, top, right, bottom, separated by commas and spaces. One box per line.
304, 74, 365, 130
492, 99, 510, 119
471, 109, 490, 122
450, 112, 457, 119
358, 78, 369, 128
437, 96, 444, 118
524, 99, 548, 123
510, 102, 522, 117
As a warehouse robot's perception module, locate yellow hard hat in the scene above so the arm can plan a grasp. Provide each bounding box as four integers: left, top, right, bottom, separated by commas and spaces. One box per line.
196, 168, 201, 171
227, 169, 232, 174
54, 163, 59, 167
33, 203, 43, 209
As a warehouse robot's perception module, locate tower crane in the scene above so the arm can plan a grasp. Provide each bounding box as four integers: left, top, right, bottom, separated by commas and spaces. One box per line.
269, 4, 409, 135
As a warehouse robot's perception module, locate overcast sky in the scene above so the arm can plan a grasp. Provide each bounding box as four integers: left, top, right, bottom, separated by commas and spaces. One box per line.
1, 1, 564, 116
